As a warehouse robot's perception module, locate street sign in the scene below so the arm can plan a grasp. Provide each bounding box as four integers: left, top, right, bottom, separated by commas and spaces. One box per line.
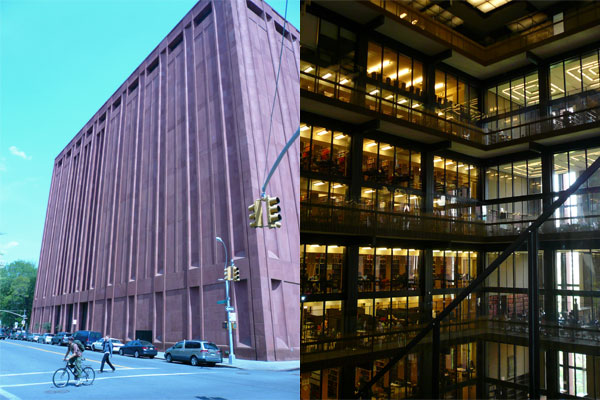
230, 313, 237, 322
217, 300, 226, 304
225, 306, 234, 312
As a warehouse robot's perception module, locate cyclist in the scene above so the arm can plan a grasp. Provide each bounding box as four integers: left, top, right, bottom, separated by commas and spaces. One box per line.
64, 336, 83, 386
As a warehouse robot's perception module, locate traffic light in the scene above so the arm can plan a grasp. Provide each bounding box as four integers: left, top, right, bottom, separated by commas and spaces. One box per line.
248, 199, 263, 228
232, 266, 240, 282
266, 196, 282, 228
224, 266, 233, 281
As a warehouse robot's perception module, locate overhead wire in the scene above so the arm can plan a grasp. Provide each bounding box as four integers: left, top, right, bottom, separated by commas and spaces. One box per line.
261, 0, 289, 197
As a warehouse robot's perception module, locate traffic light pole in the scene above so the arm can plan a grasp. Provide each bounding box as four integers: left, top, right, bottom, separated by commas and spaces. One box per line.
216, 237, 235, 364
260, 127, 299, 197
225, 259, 235, 364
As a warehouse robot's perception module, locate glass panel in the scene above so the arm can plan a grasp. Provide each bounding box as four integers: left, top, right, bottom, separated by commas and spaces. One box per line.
510, 76, 525, 110
457, 162, 469, 198
382, 47, 397, 83
512, 160, 528, 197
324, 300, 343, 338
360, 187, 376, 210
564, 57, 582, 96
332, 132, 350, 177
367, 42, 383, 79
326, 246, 345, 294
525, 72, 539, 106
470, 166, 479, 200
587, 147, 600, 187
412, 152, 422, 190
358, 247, 375, 292
486, 86, 497, 116
330, 182, 347, 206
302, 301, 323, 341
435, 69, 446, 106
497, 80, 511, 115
550, 61, 565, 100
528, 159, 542, 194
300, 177, 309, 202
300, 123, 312, 171
362, 140, 379, 182
311, 126, 330, 173
498, 163, 512, 198
412, 60, 423, 94
581, 51, 599, 91
375, 247, 392, 292
379, 143, 394, 184
446, 159, 457, 196
570, 149, 587, 189
310, 179, 329, 204
434, 156, 445, 193
397, 54, 412, 92
394, 147, 410, 188
553, 152, 569, 191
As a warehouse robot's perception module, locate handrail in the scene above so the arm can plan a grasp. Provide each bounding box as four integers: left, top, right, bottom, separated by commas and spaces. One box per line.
356, 154, 600, 398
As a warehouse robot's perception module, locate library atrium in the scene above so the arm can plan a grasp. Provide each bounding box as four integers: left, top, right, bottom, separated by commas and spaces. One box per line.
300, 0, 600, 398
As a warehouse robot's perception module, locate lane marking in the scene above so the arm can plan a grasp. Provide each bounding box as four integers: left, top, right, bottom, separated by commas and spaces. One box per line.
1, 342, 130, 368
0, 368, 159, 377
0, 372, 206, 388
0, 387, 21, 400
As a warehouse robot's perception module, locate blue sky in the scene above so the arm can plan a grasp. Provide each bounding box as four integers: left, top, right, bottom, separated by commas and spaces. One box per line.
0, 0, 299, 266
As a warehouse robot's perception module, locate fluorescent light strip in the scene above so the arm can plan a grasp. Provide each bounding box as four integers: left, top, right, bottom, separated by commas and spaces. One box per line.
303, 66, 314, 73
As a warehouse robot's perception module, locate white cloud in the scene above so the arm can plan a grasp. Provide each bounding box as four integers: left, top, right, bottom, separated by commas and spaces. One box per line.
4, 241, 19, 249
9, 146, 31, 160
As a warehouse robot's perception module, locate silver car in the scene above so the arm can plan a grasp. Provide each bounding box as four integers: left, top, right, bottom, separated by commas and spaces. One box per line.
165, 340, 222, 366
92, 338, 124, 353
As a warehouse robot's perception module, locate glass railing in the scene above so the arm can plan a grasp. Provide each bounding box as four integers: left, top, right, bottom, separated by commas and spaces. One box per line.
368, 0, 600, 65
301, 201, 600, 239
302, 72, 600, 147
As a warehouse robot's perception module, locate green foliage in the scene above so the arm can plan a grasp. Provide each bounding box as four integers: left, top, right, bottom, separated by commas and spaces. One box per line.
0, 260, 37, 329
43, 322, 51, 332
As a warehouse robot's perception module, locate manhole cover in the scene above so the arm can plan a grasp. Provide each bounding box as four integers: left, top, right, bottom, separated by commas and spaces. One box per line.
45, 389, 70, 394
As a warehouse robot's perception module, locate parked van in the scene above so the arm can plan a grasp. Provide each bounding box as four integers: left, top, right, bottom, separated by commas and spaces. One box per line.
73, 330, 102, 350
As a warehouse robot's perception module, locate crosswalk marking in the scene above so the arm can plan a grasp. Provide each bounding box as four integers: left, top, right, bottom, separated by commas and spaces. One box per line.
1, 341, 130, 367
0, 367, 159, 377
0, 372, 206, 388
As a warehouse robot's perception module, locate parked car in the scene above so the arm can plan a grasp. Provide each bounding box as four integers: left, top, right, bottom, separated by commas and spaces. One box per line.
0, 330, 6, 340
165, 340, 222, 366
119, 340, 157, 358
26, 333, 35, 341
31, 333, 42, 342
61, 333, 73, 346
19, 332, 29, 340
38, 333, 54, 344
51, 332, 69, 345
92, 338, 124, 353
73, 330, 102, 350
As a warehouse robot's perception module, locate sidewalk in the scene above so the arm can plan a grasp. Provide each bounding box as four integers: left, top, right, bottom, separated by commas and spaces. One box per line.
156, 352, 299, 371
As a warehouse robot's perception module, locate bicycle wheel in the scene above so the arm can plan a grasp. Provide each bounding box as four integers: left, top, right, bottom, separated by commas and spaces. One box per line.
81, 366, 95, 385
53, 368, 69, 388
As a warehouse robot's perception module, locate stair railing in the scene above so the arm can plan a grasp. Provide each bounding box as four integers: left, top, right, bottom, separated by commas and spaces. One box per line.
357, 154, 600, 399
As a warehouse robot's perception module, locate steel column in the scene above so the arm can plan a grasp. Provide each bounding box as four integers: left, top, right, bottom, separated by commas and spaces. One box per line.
527, 229, 540, 399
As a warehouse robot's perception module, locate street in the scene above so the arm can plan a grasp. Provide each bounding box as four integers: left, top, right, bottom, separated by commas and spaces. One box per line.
0, 340, 299, 400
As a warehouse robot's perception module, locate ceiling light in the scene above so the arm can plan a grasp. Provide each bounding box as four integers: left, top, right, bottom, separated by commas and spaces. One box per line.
339, 78, 349, 85
411, 19, 418, 25
316, 129, 328, 136
303, 66, 314, 73
369, 89, 379, 95
381, 145, 393, 151
364, 189, 375, 194
313, 181, 325, 186
300, 125, 310, 131
412, 103, 420, 108
400, 12, 407, 19
366, 142, 378, 148
322, 72, 332, 79
435, 82, 445, 90
398, 99, 408, 105
334, 134, 345, 140
332, 184, 343, 189
478, 2, 494, 13
385, 95, 394, 99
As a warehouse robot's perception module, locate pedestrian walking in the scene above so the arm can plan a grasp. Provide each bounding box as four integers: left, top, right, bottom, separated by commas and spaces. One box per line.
99, 336, 116, 373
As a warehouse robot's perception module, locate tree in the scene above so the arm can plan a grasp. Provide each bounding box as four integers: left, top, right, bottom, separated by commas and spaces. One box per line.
0, 260, 37, 329
42, 322, 51, 333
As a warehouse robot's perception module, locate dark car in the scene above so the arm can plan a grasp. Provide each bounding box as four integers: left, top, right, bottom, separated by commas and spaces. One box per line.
51, 332, 70, 345
119, 340, 157, 358
0, 330, 6, 340
61, 333, 73, 346
73, 330, 102, 350
165, 340, 222, 366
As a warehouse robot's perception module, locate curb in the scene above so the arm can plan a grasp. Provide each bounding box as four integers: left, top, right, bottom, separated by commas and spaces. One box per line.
155, 355, 299, 372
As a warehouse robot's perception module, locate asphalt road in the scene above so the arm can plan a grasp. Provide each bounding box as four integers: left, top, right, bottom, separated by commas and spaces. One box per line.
0, 340, 298, 400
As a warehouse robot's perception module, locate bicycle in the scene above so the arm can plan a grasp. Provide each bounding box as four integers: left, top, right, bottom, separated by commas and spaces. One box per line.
53, 358, 95, 388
